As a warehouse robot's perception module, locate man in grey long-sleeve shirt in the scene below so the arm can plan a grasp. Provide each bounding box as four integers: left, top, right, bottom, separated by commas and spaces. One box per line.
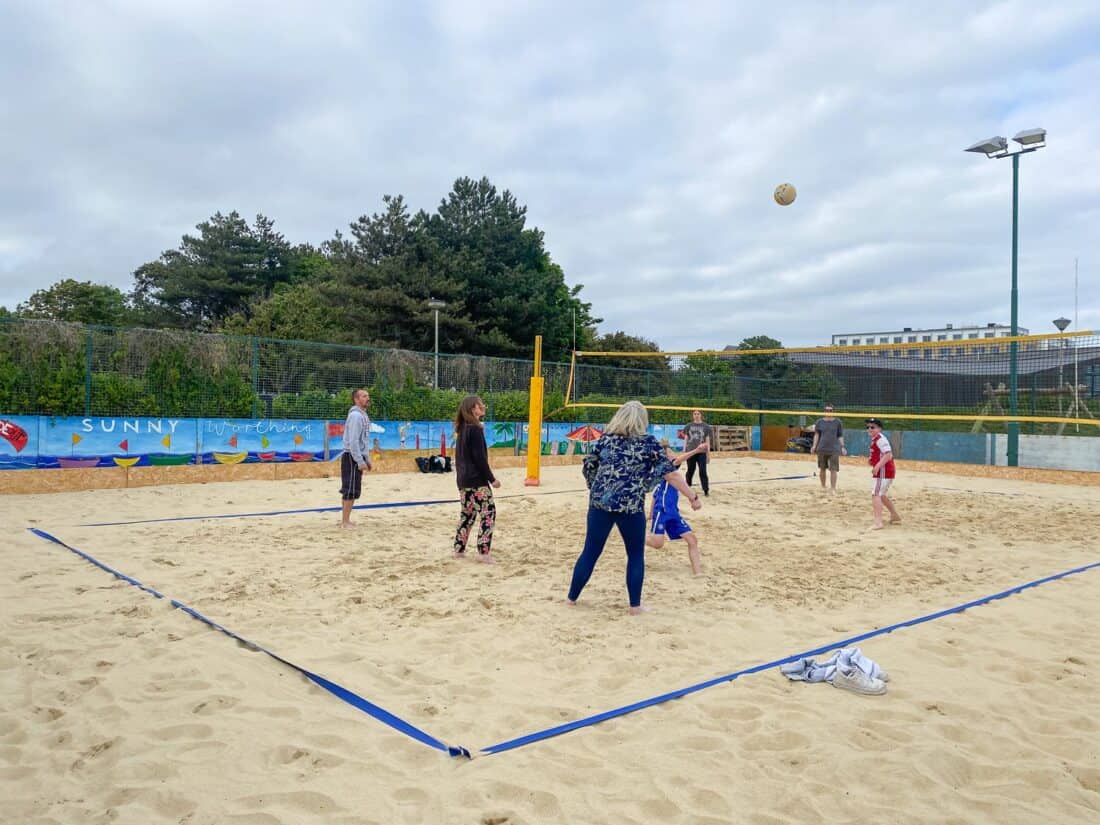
340, 389, 373, 528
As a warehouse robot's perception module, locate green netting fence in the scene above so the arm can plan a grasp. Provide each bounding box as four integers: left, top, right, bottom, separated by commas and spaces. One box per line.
569, 332, 1100, 433
3, 319, 1099, 432
0, 319, 581, 421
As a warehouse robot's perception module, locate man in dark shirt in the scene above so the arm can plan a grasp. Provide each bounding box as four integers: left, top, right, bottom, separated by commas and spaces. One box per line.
681, 409, 713, 496
810, 403, 846, 494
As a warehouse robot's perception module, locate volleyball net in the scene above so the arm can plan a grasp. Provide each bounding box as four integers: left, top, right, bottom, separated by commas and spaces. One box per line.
563, 331, 1100, 432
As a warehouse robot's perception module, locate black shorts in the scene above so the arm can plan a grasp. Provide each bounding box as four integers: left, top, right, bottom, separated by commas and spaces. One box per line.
340, 452, 364, 500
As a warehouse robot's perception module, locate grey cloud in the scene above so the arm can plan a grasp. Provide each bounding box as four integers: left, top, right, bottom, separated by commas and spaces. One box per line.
1, 0, 1098, 349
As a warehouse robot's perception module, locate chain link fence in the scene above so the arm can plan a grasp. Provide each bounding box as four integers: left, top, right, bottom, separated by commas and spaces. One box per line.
5, 319, 1098, 431
0, 319, 583, 420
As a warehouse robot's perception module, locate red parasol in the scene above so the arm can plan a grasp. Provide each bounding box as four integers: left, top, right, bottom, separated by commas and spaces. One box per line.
565, 424, 603, 442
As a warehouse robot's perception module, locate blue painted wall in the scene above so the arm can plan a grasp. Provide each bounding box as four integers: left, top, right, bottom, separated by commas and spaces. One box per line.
843, 429, 991, 465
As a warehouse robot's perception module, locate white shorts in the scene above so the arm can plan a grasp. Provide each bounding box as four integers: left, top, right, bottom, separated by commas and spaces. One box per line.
871, 477, 893, 497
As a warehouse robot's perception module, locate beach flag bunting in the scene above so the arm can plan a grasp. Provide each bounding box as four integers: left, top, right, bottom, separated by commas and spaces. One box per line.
71, 433, 82, 445
261, 435, 270, 448
293, 434, 303, 445
229, 435, 238, 448
162, 435, 171, 448
118, 439, 129, 451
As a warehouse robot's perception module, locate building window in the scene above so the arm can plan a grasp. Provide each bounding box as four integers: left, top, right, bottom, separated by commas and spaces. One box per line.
922, 335, 931, 342
838, 339, 847, 346
937, 334, 947, 341
953, 334, 962, 340
851, 338, 860, 345
893, 336, 902, 343
968, 333, 978, 339
984, 332, 994, 338
880, 337, 889, 344
908, 335, 916, 343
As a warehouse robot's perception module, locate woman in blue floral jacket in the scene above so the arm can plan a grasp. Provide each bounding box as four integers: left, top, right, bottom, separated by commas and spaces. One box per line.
567, 401, 702, 614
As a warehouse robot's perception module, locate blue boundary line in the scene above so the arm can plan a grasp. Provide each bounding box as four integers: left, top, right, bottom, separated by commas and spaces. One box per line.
25, 525, 1099, 761
82, 498, 459, 527
80, 474, 814, 527
478, 558, 1100, 755
26, 528, 472, 759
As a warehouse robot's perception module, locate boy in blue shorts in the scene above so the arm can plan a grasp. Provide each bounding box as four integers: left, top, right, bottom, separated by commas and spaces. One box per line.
647, 444, 704, 574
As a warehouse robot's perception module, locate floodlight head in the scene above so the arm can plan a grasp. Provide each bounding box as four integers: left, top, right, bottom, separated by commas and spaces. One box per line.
1053, 316, 1071, 332
965, 136, 1008, 157
427, 298, 447, 310
1013, 128, 1046, 147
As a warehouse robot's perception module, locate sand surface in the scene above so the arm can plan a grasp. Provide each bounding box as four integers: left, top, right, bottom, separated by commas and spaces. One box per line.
2, 457, 1099, 824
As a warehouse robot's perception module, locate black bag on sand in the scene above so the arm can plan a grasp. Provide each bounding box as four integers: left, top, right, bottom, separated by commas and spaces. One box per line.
415, 455, 452, 473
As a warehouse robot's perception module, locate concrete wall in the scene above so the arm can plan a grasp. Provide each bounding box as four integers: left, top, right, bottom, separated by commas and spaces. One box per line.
840, 429, 1100, 472
994, 433, 1100, 472
844, 429, 994, 465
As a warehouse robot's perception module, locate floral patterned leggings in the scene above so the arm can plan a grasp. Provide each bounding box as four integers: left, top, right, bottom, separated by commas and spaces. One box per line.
454, 486, 496, 555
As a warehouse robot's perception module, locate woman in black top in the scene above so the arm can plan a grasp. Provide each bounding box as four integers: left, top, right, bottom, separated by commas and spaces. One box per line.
453, 395, 501, 563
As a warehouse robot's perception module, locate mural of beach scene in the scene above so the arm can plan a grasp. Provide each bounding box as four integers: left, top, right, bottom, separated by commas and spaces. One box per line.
200, 419, 325, 464
0, 416, 38, 470
36, 417, 199, 469
0, 415, 692, 470
521, 422, 688, 456
323, 420, 668, 457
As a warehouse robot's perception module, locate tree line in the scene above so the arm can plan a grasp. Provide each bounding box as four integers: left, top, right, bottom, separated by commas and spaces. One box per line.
4, 175, 831, 399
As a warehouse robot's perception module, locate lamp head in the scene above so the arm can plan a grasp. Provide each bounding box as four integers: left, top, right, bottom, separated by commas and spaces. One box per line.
1013, 128, 1046, 147
965, 136, 1008, 158
1053, 316, 1071, 332
427, 298, 447, 310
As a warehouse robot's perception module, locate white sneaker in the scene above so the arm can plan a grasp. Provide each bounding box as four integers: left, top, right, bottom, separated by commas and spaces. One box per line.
832, 667, 887, 695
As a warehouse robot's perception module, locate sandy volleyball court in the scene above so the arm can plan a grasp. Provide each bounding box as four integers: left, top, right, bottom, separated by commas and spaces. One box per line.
2, 456, 1099, 824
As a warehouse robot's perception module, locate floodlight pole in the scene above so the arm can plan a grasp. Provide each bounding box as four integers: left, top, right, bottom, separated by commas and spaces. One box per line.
427, 298, 447, 390
1008, 152, 1019, 467
967, 130, 1045, 467
1053, 316, 1071, 416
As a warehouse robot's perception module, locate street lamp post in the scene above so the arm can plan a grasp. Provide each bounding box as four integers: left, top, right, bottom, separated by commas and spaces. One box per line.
966, 128, 1047, 467
427, 298, 446, 389
1054, 316, 1071, 415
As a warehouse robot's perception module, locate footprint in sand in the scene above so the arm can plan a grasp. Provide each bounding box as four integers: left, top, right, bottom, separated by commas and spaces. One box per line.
191, 695, 240, 715
30, 706, 65, 723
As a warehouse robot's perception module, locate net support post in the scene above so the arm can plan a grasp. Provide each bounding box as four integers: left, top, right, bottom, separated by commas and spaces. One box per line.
525, 336, 544, 486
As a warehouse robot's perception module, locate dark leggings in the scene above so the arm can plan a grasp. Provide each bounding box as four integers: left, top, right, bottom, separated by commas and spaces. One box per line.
685, 452, 709, 494
568, 507, 647, 608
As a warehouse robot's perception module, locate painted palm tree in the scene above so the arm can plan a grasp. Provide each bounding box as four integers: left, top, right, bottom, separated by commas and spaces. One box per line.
491, 421, 516, 448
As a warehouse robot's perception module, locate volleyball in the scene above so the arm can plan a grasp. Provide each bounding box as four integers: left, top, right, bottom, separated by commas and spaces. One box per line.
774, 183, 796, 206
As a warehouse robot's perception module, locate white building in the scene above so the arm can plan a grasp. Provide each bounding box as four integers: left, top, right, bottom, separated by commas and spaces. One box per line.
829, 323, 1032, 358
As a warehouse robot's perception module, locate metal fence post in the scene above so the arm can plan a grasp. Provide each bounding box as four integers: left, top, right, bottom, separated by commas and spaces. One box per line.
251, 337, 260, 418
84, 329, 93, 416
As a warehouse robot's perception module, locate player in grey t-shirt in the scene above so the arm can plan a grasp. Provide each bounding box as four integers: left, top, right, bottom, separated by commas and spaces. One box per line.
810, 403, 846, 494
682, 410, 713, 496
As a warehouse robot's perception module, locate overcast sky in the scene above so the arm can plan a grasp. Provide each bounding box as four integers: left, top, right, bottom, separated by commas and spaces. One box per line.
2, 0, 1098, 349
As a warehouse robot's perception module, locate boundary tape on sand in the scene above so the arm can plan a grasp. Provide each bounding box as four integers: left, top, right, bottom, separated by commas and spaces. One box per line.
24, 526, 1100, 760
81, 474, 813, 527
26, 528, 472, 759
479, 558, 1100, 753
